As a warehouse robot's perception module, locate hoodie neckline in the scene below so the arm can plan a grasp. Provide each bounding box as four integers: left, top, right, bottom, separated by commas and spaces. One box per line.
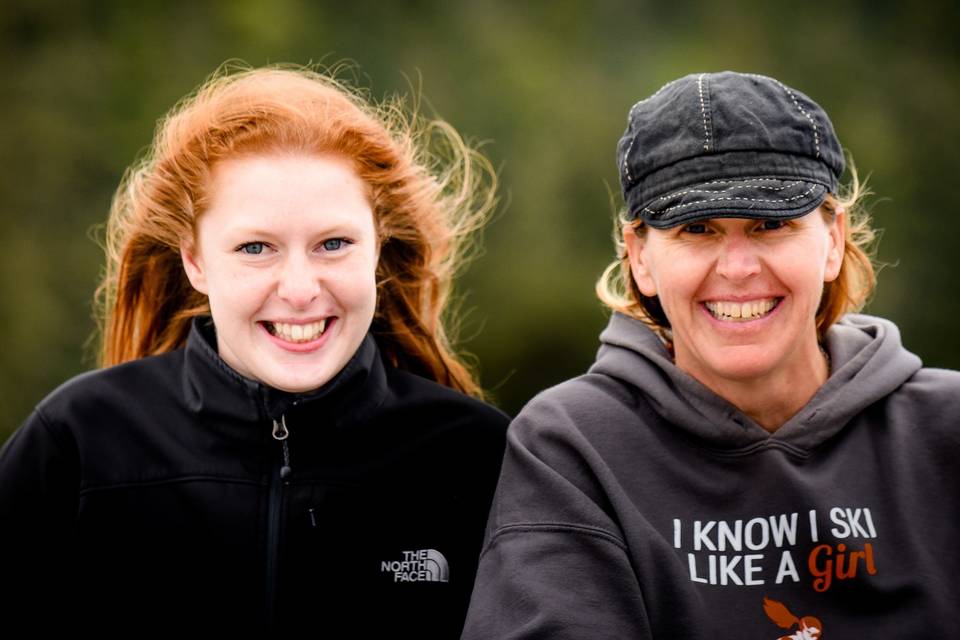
182, 317, 388, 436
592, 312, 922, 452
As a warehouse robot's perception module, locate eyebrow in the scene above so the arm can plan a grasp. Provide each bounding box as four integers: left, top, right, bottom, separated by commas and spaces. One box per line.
224, 221, 367, 238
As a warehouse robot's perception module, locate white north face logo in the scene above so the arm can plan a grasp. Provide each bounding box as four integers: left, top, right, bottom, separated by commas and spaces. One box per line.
380, 549, 449, 583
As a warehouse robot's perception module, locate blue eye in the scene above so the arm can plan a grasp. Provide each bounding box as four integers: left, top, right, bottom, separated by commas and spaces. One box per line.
682, 223, 708, 234
238, 242, 266, 255
760, 219, 786, 231
322, 238, 345, 251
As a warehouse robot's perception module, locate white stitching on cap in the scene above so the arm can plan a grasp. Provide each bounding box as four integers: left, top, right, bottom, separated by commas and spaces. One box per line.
622, 111, 638, 184
697, 74, 711, 151
747, 73, 820, 158
643, 183, 819, 215
780, 82, 820, 158
664, 177, 796, 187
649, 179, 801, 205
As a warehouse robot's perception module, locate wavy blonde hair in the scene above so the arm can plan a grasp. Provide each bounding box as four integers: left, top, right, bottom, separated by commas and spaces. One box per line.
95, 64, 497, 397
596, 166, 877, 343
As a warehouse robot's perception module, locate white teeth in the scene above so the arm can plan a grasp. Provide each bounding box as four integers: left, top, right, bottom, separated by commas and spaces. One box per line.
269, 319, 328, 343
705, 299, 777, 322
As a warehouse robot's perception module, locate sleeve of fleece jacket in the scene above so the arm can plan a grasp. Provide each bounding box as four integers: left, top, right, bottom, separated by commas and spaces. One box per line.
461, 396, 653, 640
0, 410, 80, 626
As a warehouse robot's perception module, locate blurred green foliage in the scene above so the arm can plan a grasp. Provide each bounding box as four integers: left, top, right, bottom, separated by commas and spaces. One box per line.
2, 0, 959, 439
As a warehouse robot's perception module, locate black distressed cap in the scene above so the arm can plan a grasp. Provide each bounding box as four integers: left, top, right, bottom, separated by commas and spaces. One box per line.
617, 71, 845, 228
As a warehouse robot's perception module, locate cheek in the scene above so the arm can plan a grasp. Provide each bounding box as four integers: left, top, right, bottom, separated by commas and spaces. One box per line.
656, 272, 701, 316
776, 249, 829, 308
337, 254, 380, 312
207, 266, 273, 311
650, 253, 704, 303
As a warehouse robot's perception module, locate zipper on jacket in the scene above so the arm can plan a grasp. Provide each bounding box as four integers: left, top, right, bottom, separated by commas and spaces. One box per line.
265, 413, 291, 626
273, 414, 292, 478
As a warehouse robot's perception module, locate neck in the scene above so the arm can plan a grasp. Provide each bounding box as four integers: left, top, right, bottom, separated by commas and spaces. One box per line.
685, 342, 830, 433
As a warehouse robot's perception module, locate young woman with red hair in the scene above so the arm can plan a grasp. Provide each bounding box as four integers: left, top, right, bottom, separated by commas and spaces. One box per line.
0, 65, 507, 636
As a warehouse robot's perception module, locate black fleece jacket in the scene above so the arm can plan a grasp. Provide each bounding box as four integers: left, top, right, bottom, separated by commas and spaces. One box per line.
0, 318, 508, 636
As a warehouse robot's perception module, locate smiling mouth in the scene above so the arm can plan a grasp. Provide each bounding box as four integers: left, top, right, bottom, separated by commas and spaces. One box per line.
704, 298, 781, 322
262, 319, 329, 343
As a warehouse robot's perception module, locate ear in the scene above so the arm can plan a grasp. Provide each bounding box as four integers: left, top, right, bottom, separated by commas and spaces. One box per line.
622, 225, 658, 297
180, 237, 209, 295
823, 208, 846, 283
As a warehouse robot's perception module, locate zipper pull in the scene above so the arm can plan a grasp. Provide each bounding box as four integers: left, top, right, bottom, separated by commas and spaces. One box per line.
273, 415, 292, 479
272, 415, 289, 440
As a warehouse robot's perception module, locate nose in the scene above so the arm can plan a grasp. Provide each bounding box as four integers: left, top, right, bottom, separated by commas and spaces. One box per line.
276, 255, 321, 308
715, 235, 761, 280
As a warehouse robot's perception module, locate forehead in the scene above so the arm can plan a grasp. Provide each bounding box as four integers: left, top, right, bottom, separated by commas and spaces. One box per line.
200, 152, 374, 226
208, 152, 367, 198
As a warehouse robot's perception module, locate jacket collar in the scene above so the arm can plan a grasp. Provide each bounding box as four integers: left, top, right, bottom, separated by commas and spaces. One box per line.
182, 317, 388, 430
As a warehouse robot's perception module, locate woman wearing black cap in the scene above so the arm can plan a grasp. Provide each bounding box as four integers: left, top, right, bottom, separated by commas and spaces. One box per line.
462, 72, 959, 638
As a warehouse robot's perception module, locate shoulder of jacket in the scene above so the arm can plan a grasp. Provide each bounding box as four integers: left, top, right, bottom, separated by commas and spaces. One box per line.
35, 350, 185, 422
381, 366, 510, 432
889, 366, 960, 403
906, 365, 960, 386
506, 371, 642, 456
888, 366, 960, 414
517, 371, 633, 425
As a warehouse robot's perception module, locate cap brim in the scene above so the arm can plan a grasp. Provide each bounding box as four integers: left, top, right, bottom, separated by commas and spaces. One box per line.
634, 177, 828, 229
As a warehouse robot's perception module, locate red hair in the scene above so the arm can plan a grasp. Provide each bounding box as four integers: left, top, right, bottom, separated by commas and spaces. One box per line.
95, 64, 496, 397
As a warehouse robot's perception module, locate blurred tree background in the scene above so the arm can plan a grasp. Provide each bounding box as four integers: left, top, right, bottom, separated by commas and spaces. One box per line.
2, 0, 958, 440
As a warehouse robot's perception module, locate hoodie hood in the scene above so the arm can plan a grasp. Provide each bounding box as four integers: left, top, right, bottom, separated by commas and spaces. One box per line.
591, 312, 922, 451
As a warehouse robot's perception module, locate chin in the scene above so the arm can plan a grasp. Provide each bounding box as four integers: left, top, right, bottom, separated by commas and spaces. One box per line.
697, 349, 778, 384
258, 367, 334, 394
712, 364, 774, 383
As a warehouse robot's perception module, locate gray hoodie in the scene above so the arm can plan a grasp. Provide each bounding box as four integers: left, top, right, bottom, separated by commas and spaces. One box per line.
463, 313, 960, 639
